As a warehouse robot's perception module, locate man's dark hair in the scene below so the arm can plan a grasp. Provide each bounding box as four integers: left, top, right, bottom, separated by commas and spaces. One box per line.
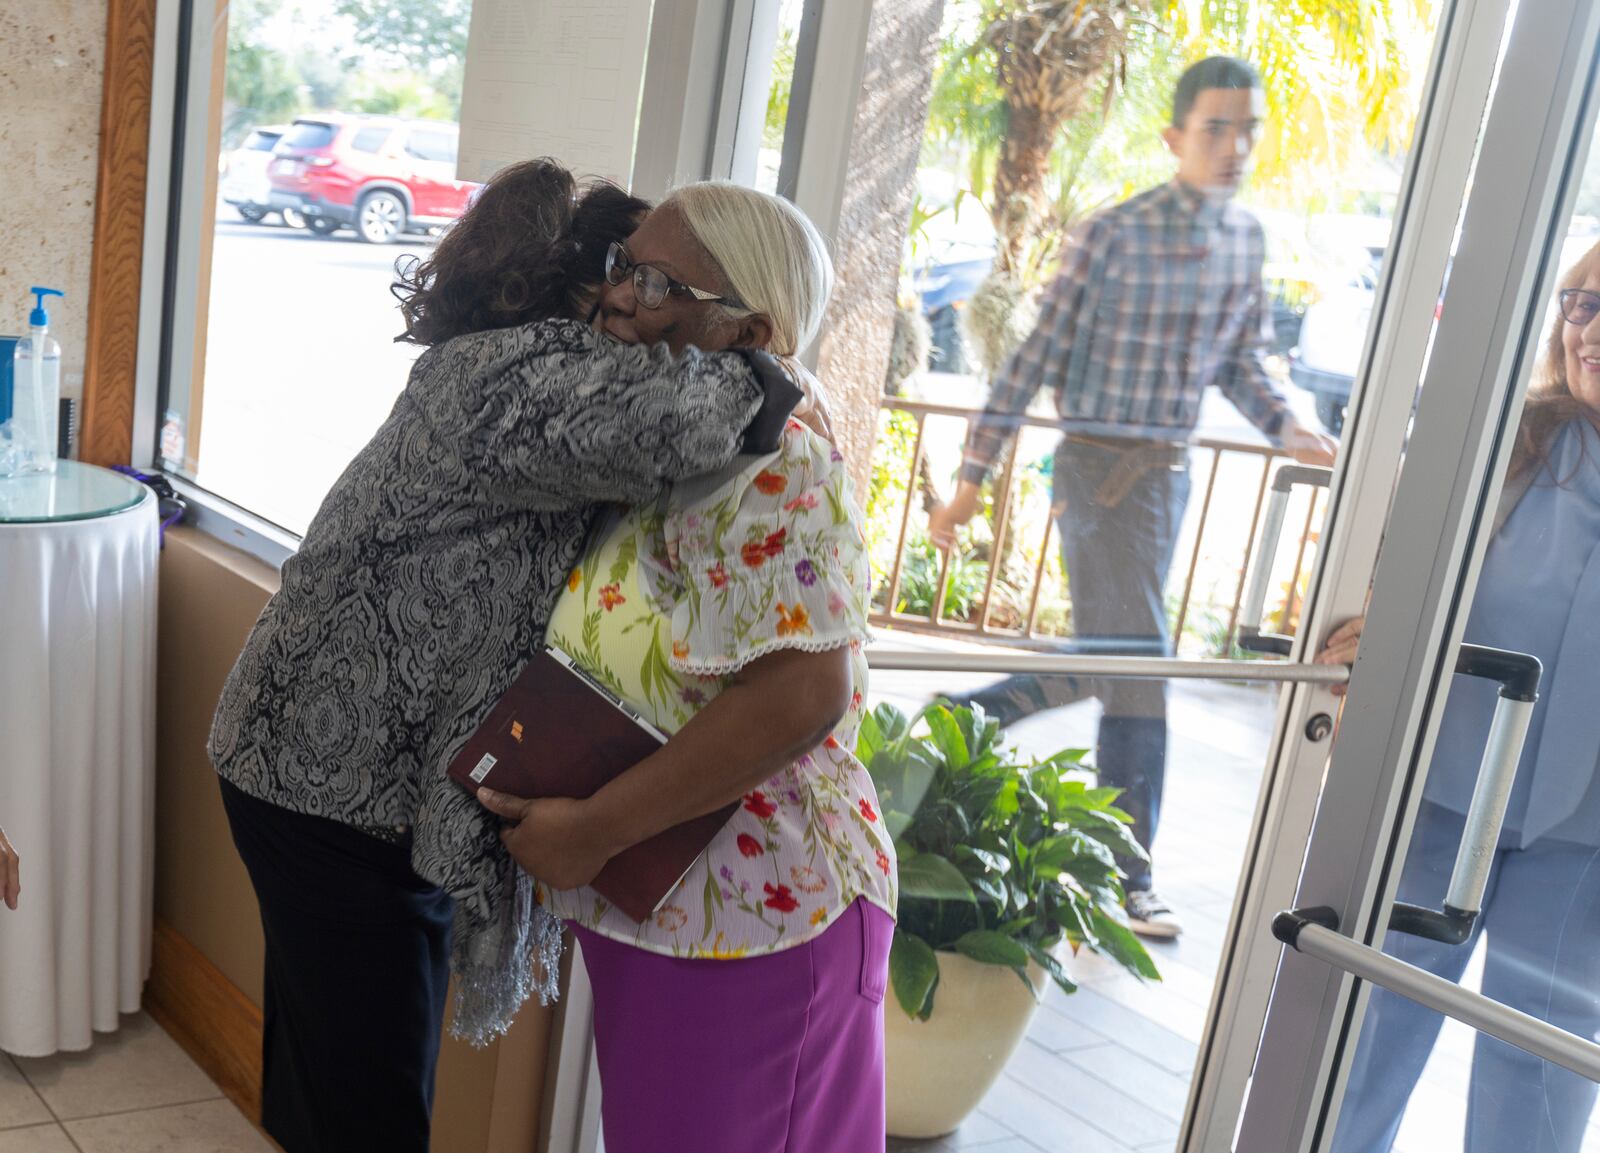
392, 157, 650, 346
1171, 56, 1262, 127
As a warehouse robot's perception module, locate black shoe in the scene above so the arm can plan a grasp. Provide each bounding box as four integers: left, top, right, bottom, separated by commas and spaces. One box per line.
1125, 889, 1183, 939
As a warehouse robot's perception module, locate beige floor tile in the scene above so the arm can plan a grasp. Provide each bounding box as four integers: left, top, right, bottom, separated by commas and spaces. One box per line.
66, 1100, 275, 1153
0, 1124, 76, 1153
0, 1059, 52, 1131
11, 1013, 221, 1121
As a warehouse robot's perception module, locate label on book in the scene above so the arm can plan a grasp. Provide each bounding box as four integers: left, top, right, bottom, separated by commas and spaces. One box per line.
468, 753, 498, 783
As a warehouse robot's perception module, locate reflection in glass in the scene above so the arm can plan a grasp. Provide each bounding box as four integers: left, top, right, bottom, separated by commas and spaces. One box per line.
869, 3, 1442, 1150
1331, 146, 1600, 1151
170, 0, 476, 533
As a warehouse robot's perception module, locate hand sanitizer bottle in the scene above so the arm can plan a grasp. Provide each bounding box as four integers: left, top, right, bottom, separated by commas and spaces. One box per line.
9, 287, 64, 476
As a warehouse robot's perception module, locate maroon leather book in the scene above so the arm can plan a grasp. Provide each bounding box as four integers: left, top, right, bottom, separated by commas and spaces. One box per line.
446, 645, 737, 923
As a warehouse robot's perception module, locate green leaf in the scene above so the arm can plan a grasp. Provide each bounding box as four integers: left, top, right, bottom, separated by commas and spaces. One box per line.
955, 845, 1010, 876
890, 930, 941, 1019
873, 702, 910, 743
1024, 941, 1076, 996
1082, 820, 1149, 863
952, 929, 1030, 968
1052, 898, 1099, 949
899, 851, 977, 902
923, 706, 971, 769
1089, 907, 1161, 981
971, 873, 1007, 907
856, 710, 887, 763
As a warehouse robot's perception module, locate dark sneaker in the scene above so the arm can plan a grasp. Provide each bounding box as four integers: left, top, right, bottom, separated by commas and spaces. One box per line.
1126, 889, 1183, 939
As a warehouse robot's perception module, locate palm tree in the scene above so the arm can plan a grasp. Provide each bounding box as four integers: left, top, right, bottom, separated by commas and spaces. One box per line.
979, 0, 1149, 275
931, 0, 1437, 280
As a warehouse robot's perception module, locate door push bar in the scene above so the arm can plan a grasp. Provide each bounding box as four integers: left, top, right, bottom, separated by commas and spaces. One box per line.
1238, 465, 1334, 656
1272, 907, 1600, 1083
1385, 643, 1540, 943
1273, 644, 1543, 1073
862, 648, 1350, 685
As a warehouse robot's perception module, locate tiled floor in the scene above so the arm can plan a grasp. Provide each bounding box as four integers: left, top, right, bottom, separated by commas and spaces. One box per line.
0, 1014, 273, 1153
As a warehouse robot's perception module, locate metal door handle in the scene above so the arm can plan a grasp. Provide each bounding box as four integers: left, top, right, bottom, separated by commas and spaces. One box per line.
1238, 465, 1334, 655
1272, 907, 1600, 1082
863, 648, 1349, 684
1386, 643, 1540, 943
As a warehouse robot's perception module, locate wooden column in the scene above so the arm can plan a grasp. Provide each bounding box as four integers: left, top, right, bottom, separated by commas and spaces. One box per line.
80, 0, 158, 467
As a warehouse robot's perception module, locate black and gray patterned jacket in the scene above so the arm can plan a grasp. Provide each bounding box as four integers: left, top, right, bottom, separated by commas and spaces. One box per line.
208, 318, 797, 1043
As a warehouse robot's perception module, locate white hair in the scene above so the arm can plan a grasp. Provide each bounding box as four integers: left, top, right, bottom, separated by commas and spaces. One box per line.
661, 182, 834, 356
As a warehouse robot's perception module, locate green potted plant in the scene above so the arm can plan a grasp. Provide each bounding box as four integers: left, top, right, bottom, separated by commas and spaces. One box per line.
857, 700, 1160, 1138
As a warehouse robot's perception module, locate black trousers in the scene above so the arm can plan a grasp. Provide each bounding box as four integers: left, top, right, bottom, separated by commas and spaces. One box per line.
218, 777, 455, 1153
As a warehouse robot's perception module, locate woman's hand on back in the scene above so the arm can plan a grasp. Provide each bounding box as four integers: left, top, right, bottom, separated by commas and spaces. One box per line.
779, 356, 836, 444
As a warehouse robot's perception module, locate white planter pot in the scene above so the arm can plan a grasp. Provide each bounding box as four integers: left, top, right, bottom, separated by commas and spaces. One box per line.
884, 948, 1049, 1139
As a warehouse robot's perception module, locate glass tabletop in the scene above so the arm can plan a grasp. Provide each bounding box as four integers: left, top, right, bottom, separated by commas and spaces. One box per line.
0, 461, 150, 524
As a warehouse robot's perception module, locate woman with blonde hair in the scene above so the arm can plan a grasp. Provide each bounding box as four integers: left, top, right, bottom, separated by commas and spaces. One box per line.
1317, 240, 1600, 1152
476, 182, 896, 1152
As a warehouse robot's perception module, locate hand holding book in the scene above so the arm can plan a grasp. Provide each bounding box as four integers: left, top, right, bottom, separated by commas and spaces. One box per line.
475, 789, 616, 892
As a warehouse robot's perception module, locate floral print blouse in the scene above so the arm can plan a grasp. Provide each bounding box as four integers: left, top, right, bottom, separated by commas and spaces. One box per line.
541, 419, 897, 958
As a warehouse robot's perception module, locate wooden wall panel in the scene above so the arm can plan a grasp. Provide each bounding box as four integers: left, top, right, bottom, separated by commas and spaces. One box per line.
81, 0, 157, 467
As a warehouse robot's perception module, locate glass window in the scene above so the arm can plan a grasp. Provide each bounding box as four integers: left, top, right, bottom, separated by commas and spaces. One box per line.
405, 126, 458, 164
846, 3, 1446, 1150
162, 0, 480, 533
1326, 99, 1600, 1153
242, 129, 281, 151
753, 0, 807, 195
277, 120, 338, 151
350, 125, 392, 154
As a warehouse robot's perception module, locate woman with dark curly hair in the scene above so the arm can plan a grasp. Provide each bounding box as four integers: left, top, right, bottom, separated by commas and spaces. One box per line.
206, 157, 802, 1153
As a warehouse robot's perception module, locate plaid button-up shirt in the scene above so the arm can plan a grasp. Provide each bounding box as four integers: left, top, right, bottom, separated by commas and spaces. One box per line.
960, 180, 1292, 485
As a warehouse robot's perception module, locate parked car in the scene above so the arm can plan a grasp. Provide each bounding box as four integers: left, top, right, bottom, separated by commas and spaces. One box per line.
219, 125, 302, 227
266, 115, 480, 244
907, 193, 998, 376
1290, 251, 1383, 435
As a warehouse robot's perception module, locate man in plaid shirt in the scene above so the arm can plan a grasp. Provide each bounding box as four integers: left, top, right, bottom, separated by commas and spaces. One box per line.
930, 57, 1336, 938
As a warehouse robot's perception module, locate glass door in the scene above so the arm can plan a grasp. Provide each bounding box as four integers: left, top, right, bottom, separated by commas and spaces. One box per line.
762, 4, 1506, 1153
1239, 0, 1600, 1149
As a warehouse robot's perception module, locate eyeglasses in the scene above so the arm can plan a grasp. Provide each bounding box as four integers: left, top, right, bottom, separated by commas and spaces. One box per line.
604, 241, 743, 311
1559, 288, 1600, 326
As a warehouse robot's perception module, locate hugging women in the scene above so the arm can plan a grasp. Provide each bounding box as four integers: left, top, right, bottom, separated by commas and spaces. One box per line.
209, 160, 896, 1153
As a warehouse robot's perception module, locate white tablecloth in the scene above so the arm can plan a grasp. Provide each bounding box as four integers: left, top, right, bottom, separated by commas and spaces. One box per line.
0, 492, 159, 1056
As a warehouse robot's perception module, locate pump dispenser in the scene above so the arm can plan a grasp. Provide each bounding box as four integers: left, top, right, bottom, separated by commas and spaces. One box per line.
5, 287, 64, 477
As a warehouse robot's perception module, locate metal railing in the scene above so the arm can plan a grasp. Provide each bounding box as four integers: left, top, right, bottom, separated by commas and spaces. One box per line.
870, 397, 1326, 652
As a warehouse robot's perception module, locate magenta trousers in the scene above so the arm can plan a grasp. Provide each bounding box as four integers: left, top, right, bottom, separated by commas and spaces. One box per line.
569, 897, 893, 1153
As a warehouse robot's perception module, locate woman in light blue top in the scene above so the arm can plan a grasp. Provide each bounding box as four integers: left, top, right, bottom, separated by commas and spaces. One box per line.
1321, 240, 1600, 1153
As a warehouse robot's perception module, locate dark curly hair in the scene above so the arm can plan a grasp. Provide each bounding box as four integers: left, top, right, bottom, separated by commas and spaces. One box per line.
391, 157, 650, 346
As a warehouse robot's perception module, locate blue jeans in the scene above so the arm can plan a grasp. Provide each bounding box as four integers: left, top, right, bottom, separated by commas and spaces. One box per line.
1330, 800, 1600, 1153
960, 438, 1191, 891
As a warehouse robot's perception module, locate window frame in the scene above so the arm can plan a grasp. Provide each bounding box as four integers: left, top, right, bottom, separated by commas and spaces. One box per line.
135, 0, 781, 571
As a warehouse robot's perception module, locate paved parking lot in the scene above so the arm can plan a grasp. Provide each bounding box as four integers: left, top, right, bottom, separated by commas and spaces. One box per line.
192, 207, 432, 533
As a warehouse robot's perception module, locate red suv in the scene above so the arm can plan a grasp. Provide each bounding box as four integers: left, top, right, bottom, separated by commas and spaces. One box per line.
267, 115, 479, 244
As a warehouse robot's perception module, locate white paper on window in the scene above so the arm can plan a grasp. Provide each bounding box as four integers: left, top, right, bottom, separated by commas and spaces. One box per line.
456, 0, 655, 187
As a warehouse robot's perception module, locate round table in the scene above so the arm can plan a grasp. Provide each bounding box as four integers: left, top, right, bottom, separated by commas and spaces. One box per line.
0, 462, 159, 1056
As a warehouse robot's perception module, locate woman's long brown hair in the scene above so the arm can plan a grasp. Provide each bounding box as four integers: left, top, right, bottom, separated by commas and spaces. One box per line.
1511, 239, 1600, 481
391, 157, 649, 346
